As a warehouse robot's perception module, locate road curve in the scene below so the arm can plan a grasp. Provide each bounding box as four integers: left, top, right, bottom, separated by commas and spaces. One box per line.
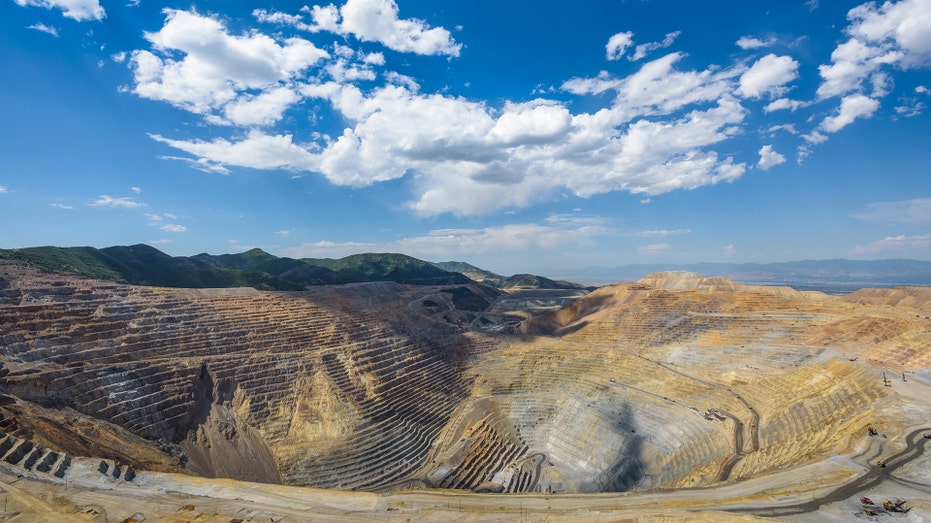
728, 427, 931, 517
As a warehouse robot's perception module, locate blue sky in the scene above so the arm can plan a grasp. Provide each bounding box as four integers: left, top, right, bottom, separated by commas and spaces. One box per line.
2, 0, 931, 278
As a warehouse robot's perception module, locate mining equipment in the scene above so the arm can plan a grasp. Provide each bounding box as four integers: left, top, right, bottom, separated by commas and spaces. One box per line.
883, 372, 892, 387
882, 498, 909, 512
860, 496, 874, 505
863, 507, 876, 516
868, 426, 879, 436
876, 460, 886, 468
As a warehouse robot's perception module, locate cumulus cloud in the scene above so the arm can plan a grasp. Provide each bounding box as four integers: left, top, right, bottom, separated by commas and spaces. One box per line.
764, 98, 805, 112
818, 0, 931, 99
821, 93, 879, 132
606, 31, 634, 60
737, 54, 799, 98
853, 198, 931, 225
131, 9, 327, 120
160, 224, 188, 233
736, 35, 775, 50
89, 195, 146, 208
258, 0, 460, 57
847, 0, 931, 68
157, 50, 749, 215
13, 0, 104, 21
142, 3, 928, 218
757, 144, 786, 170
27, 23, 59, 37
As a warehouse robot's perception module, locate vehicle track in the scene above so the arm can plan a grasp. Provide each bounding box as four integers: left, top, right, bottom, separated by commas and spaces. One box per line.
728, 427, 931, 517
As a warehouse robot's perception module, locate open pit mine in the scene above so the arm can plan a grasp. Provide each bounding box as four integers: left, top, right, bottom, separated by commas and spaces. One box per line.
1, 264, 931, 522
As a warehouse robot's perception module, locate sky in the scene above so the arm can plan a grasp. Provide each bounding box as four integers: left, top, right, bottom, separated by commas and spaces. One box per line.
2, 0, 931, 278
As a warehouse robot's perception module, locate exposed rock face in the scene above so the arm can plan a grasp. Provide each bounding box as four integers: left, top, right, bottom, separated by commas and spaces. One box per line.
1, 266, 930, 497
0, 268, 476, 490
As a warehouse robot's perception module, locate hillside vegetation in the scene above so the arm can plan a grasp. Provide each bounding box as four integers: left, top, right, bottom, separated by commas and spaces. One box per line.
433, 261, 592, 290
1, 245, 575, 292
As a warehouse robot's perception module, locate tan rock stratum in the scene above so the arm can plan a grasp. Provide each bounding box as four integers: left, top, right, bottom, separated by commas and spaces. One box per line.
0, 267, 929, 521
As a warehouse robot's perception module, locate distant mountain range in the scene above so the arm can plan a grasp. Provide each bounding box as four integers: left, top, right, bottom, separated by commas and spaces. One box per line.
571, 259, 931, 292
0, 245, 586, 292
3, 245, 929, 293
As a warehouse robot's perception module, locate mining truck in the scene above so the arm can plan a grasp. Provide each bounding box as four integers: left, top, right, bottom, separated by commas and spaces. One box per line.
882, 498, 909, 512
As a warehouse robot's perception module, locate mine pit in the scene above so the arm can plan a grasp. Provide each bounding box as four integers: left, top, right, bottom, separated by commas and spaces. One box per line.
1, 268, 930, 521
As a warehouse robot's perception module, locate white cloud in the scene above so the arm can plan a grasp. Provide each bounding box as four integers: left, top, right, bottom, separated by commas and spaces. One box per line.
723, 244, 736, 258
157, 155, 232, 175
821, 93, 879, 132
265, 0, 460, 56
89, 195, 146, 208
802, 131, 828, 144
0, 186, 6, 194
151, 130, 318, 173
253, 8, 312, 30
281, 219, 614, 260
764, 98, 805, 112
817, 38, 901, 99
628, 229, 692, 238
220, 87, 301, 127
853, 198, 931, 225
818, 0, 931, 99
148, 239, 172, 245
606, 31, 634, 60
275, 229, 291, 236
765, 123, 799, 135
48, 203, 74, 209
563, 52, 740, 115
13, 0, 104, 21
131, 186, 142, 194
331, 0, 461, 56
736, 36, 774, 50
757, 144, 786, 170
630, 31, 681, 61
854, 234, 931, 255
488, 100, 572, 145
130, 9, 327, 120
160, 224, 188, 233
847, 0, 931, 68
737, 54, 799, 98
157, 51, 749, 216
27, 23, 59, 37
637, 243, 671, 254
895, 96, 926, 116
